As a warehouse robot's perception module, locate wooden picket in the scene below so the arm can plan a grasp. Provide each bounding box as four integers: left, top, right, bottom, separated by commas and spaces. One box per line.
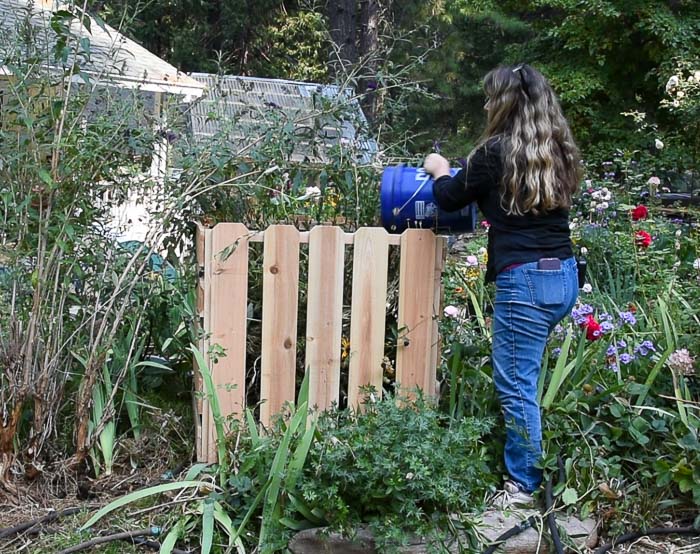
194, 223, 445, 463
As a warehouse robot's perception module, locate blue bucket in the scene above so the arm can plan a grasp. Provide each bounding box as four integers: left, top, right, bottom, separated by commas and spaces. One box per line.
380, 166, 477, 233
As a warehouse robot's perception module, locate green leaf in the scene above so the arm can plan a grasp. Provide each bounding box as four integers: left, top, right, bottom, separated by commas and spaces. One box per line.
80, 481, 208, 530
160, 521, 183, 554
201, 500, 215, 554
190, 345, 228, 481
185, 463, 210, 481
38, 169, 53, 187
279, 517, 316, 531
561, 487, 579, 506
542, 329, 574, 409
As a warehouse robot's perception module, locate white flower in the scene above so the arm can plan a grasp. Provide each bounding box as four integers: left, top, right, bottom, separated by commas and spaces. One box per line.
569, 221, 577, 230
693, 258, 700, 270
665, 75, 679, 93
584, 179, 592, 187
655, 139, 665, 150
694, 70, 700, 81
675, 229, 682, 237
667, 348, 695, 376
647, 176, 661, 186
582, 283, 593, 293
675, 241, 681, 250
598, 201, 609, 210
580, 247, 589, 255
677, 90, 685, 99
444, 305, 460, 318
405, 472, 415, 480
298, 186, 321, 200
673, 261, 681, 268
478, 247, 487, 256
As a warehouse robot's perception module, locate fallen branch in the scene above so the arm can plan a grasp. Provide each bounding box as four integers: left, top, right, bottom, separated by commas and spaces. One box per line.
56, 528, 158, 554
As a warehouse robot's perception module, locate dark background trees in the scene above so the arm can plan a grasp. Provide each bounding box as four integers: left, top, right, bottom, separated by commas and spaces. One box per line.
94, 0, 700, 162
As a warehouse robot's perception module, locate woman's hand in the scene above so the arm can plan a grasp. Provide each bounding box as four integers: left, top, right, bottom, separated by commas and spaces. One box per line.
423, 153, 451, 179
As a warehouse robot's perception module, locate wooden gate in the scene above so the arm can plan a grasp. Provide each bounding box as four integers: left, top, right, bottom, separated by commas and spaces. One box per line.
194, 223, 446, 463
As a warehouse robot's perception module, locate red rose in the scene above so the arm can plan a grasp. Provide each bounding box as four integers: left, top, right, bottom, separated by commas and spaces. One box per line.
631, 205, 648, 221
581, 314, 602, 341
635, 230, 652, 248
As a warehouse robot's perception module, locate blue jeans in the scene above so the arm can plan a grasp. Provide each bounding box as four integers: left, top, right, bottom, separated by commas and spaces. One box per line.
492, 257, 578, 493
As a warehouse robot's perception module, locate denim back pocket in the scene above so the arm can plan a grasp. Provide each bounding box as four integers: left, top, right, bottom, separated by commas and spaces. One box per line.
523, 269, 567, 306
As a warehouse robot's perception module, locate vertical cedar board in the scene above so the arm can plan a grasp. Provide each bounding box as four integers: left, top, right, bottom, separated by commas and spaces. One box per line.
260, 225, 300, 427
305, 226, 345, 412
395, 229, 437, 397
208, 223, 249, 460
201, 227, 214, 462
193, 223, 205, 462
347, 228, 389, 408
429, 236, 447, 398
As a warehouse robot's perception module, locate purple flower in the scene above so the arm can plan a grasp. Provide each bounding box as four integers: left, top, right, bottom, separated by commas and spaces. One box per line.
552, 347, 562, 357
601, 321, 615, 334
572, 304, 594, 325
619, 353, 634, 365
607, 344, 618, 357
600, 313, 613, 322
618, 311, 637, 326
608, 362, 619, 373
617, 339, 627, 348
634, 340, 656, 357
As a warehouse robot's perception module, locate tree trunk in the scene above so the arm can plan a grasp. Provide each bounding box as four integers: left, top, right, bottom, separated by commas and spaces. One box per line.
327, 0, 358, 76
358, 0, 381, 121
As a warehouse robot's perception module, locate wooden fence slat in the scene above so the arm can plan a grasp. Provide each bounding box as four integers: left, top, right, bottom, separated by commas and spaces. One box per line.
200, 226, 214, 462
348, 228, 389, 408
429, 237, 447, 398
208, 222, 250, 461
395, 229, 438, 397
194, 224, 206, 462
260, 225, 300, 427
305, 226, 345, 411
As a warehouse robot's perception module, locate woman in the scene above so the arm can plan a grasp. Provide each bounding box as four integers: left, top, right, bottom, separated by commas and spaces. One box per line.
424, 64, 581, 507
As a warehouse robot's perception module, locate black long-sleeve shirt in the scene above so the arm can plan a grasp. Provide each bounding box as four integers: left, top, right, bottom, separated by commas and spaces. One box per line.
433, 137, 573, 282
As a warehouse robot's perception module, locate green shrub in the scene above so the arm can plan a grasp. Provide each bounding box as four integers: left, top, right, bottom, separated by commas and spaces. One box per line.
297, 394, 496, 550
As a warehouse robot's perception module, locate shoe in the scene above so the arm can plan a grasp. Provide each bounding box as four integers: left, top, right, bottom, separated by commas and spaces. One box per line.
489, 480, 535, 509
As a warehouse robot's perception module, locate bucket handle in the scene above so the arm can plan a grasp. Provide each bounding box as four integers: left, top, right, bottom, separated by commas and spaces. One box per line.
391, 169, 431, 217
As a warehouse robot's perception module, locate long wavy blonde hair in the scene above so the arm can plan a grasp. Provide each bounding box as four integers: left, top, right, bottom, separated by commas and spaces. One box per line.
476, 64, 581, 215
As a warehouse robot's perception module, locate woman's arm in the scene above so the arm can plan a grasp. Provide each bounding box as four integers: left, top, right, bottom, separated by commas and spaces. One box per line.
423, 145, 496, 212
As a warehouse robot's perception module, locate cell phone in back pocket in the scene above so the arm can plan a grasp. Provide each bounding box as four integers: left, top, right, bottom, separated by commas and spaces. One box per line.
538, 257, 561, 270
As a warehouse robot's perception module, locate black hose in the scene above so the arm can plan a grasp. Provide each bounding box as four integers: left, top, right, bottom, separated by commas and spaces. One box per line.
0, 507, 83, 540
481, 458, 567, 554
545, 469, 565, 554
593, 526, 700, 554
544, 456, 567, 554
131, 535, 193, 554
